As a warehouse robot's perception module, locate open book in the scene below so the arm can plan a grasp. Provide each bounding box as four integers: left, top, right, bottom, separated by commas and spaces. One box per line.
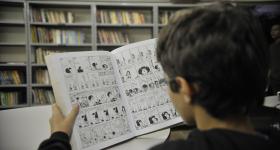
45, 39, 183, 150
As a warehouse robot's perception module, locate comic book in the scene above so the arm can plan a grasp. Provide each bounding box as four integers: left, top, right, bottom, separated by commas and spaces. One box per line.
45, 39, 183, 150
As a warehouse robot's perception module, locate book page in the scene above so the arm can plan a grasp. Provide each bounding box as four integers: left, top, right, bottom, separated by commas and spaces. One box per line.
111, 39, 183, 136
45, 51, 134, 150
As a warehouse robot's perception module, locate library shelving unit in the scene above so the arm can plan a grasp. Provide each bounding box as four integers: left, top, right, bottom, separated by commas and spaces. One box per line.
0, 1, 28, 109
2, 0, 277, 109
27, 1, 93, 106
95, 4, 154, 51
157, 5, 190, 35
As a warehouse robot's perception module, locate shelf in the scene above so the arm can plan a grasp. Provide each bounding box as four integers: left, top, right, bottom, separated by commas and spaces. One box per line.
0, 63, 26, 67
97, 43, 127, 47
158, 24, 167, 27
0, 104, 28, 109
97, 24, 153, 28
0, 43, 26, 46
30, 22, 91, 27
30, 43, 92, 47
0, 20, 25, 25
31, 103, 51, 106
32, 64, 47, 67
29, 1, 91, 7
32, 84, 52, 87
0, 84, 27, 88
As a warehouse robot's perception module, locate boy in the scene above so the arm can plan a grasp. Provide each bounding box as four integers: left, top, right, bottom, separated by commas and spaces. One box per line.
39, 3, 280, 150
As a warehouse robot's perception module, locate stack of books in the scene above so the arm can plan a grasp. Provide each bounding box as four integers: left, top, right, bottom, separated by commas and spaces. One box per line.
32, 89, 55, 104
97, 29, 129, 44
34, 69, 51, 84
0, 71, 24, 85
97, 10, 146, 24
0, 92, 20, 107
31, 8, 74, 23
159, 10, 175, 25
35, 48, 62, 64
31, 27, 85, 44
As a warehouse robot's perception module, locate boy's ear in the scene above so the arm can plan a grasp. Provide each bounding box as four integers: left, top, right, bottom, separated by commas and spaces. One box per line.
175, 76, 192, 97
169, 79, 180, 93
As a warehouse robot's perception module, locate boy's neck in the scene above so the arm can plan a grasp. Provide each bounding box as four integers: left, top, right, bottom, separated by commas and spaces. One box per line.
194, 105, 256, 134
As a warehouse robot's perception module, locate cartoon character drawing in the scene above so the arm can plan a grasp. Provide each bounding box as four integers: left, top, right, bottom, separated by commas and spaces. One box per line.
103, 109, 110, 121
142, 84, 148, 92
138, 66, 150, 76
65, 67, 72, 73
102, 64, 108, 70
126, 71, 132, 79
91, 62, 100, 70
136, 119, 143, 128
162, 111, 171, 120
77, 113, 89, 128
148, 115, 159, 124
91, 111, 100, 124
107, 91, 118, 102
77, 66, 84, 73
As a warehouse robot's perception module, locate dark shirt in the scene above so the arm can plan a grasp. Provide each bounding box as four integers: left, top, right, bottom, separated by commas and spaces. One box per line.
151, 128, 280, 150
269, 41, 280, 94
38, 128, 280, 150
38, 132, 71, 150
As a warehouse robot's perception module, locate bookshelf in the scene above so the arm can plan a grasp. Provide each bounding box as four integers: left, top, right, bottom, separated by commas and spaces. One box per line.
0, 1, 28, 109
27, 2, 92, 106
157, 5, 193, 35
95, 4, 154, 51
1, 0, 276, 109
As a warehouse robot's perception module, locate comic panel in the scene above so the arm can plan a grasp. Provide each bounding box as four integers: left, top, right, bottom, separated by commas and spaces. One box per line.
78, 117, 131, 149
70, 86, 121, 108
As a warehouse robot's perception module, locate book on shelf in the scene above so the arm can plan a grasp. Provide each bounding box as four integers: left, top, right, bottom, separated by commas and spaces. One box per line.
97, 29, 129, 44
32, 88, 55, 104
0, 70, 24, 85
159, 10, 176, 25
31, 8, 74, 23
31, 27, 86, 44
0, 91, 20, 107
35, 48, 63, 64
0, 62, 26, 65
97, 10, 146, 24
45, 39, 182, 150
34, 69, 51, 84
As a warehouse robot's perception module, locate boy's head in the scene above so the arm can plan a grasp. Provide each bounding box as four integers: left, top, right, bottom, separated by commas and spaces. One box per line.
157, 3, 269, 123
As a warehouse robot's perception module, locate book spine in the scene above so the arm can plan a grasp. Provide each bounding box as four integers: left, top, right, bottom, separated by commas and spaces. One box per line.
41, 9, 46, 23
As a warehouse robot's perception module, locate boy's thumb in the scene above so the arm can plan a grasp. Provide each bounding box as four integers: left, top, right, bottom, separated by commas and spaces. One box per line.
65, 104, 80, 124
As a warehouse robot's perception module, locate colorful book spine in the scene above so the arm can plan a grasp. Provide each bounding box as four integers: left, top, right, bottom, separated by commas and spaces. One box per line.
0, 92, 19, 107
31, 27, 86, 44
97, 30, 129, 44
0, 71, 24, 85
31, 8, 74, 23
33, 89, 55, 104
35, 48, 62, 64
97, 10, 147, 24
35, 69, 51, 84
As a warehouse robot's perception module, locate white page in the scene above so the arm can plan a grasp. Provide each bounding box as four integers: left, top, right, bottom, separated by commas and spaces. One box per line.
111, 39, 183, 136
46, 51, 134, 150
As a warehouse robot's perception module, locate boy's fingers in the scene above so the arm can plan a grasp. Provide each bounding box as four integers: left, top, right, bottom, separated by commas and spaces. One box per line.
52, 104, 64, 120
52, 104, 60, 115
65, 104, 80, 125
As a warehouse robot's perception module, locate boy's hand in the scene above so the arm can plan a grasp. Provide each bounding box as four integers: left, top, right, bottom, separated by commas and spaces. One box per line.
49, 103, 79, 136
